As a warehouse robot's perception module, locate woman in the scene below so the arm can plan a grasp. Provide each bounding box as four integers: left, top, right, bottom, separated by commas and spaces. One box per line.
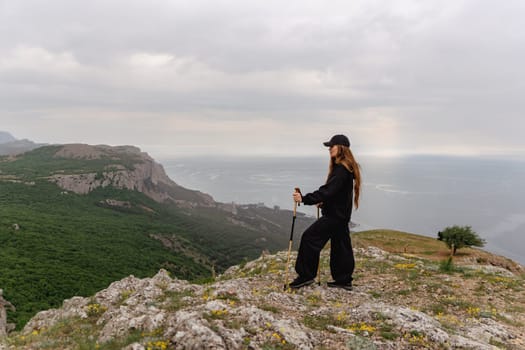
289, 134, 361, 290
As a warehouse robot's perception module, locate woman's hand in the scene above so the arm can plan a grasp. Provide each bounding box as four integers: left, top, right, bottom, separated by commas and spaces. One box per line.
293, 191, 302, 203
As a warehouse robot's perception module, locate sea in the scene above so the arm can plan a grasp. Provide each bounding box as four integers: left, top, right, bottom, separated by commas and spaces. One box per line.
160, 155, 525, 266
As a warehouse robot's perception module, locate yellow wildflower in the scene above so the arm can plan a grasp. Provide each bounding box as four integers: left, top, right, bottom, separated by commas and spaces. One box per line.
394, 263, 416, 269
467, 306, 481, 318
348, 322, 376, 333
211, 309, 228, 317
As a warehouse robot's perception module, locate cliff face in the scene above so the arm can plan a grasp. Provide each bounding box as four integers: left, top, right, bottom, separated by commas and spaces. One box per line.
48, 144, 214, 206
3, 245, 524, 350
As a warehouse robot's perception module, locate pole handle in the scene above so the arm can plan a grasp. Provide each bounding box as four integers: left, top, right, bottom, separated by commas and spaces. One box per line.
294, 187, 301, 207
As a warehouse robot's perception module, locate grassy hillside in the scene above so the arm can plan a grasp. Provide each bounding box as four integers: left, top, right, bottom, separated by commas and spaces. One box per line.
352, 229, 522, 273
0, 146, 313, 329
0, 181, 205, 328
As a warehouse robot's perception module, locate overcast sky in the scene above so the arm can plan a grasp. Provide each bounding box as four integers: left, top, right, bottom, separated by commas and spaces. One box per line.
1, 0, 524, 158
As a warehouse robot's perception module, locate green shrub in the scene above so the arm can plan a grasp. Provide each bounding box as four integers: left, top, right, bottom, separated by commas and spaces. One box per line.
437, 225, 485, 255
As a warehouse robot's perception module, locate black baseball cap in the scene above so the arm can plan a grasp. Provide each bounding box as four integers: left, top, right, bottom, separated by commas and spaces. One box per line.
323, 134, 350, 147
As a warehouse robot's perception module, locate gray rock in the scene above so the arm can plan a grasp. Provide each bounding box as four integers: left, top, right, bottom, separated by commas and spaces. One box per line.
167, 310, 226, 349
123, 343, 145, 350
14, 250, 524, 350
463, 265, 516, 278
0, 289, 15, 337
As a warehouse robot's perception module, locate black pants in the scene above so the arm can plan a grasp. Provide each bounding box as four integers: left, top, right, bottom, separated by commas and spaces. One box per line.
295, 216, 355, 283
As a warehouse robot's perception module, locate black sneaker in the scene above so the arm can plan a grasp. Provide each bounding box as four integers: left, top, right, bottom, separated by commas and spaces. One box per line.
327, 281, 353, 291
288, 277, 315, 289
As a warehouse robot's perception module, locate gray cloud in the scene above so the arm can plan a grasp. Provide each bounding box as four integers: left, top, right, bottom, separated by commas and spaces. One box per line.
1, 0, 524, 157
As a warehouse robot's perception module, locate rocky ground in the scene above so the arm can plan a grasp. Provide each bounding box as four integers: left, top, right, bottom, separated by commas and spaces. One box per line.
1, 246, 524, 350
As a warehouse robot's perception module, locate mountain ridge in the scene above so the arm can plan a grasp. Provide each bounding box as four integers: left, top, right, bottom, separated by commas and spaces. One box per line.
0, 143, 314, 329
0, 132, 44, 155
46, 144, 215, 206
0, 132, 16, 144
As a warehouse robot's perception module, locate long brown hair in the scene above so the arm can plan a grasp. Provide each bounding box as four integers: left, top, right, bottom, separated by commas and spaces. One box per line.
328, 145, 361, 209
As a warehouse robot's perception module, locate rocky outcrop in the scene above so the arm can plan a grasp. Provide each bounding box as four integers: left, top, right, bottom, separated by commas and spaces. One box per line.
48, 144, 214, 206
52, 144, 141, 160
0, 290, 15, 337
6, 247, 524, 350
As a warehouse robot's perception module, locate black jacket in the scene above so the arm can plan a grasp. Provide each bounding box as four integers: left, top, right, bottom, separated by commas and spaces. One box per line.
301, 164, 354, 223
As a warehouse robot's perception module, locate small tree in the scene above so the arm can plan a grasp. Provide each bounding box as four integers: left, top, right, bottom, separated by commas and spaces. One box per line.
437, 225, 486, 256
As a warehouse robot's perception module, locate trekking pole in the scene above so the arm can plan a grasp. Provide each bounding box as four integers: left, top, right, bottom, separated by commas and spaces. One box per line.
284, 187, 301, 290
316, 206, 321, 286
